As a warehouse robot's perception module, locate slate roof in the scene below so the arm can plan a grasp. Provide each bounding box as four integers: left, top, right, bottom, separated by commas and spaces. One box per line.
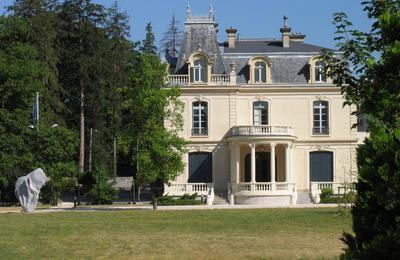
221, 40, 330, 54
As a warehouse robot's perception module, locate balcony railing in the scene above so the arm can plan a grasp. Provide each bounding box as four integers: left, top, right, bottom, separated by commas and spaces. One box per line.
167, 74, 230, 86
164, 183, 213, 196
230, 125, 293, 137
231, 182, 296, 194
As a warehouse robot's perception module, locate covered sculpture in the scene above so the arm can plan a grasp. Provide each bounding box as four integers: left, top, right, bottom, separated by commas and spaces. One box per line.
15, 168, 49, 213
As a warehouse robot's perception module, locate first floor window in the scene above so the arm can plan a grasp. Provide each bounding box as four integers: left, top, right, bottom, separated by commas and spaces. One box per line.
188, 152, 212, 183
357, 114, 368, 132
313, 101, 329, 135
253, 101, 268, 125
310, 151, 333, 182
192, 101, 208, 135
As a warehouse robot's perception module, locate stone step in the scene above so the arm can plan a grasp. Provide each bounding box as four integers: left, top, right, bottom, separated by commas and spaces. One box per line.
213, 194, 229, 205
296, 192, 312, 204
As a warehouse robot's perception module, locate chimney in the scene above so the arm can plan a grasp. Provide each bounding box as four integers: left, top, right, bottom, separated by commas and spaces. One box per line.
289, 33, 306, 42
280, 16, 292, 48
226, 27, 237, 48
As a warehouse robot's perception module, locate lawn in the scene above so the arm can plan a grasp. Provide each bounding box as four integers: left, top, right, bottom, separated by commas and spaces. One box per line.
0, 208, 351, 259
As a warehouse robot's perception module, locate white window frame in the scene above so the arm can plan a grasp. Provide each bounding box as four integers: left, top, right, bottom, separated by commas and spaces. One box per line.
253, 101, 268, 125
192, 101, 208, 136
315, 61, 327, 82
313, 100, 329, 135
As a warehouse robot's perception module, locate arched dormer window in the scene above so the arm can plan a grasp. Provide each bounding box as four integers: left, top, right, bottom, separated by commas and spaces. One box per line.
254, 62, 267, 83
315, 61, 327, 82
193, 60, 207, 82
309, 57, 331, 84
188, 51, 212, 84
248, 56, 272, 84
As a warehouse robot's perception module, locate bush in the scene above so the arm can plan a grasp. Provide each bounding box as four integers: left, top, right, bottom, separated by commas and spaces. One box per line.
319, 188, 356, 204
157, 193, 205, 206
87, 169, 117, 205
320, 188, 333, 201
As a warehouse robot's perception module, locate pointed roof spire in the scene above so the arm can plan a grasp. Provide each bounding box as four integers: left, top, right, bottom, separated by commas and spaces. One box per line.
208, 4, 214, 20
186, 3, 192, 18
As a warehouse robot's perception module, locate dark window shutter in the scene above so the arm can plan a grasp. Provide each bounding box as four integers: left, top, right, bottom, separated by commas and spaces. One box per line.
189, 152, 212, 183
310, 151, 333, 182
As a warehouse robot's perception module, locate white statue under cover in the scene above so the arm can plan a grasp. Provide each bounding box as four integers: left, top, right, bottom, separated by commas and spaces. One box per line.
15, 168, 49, 213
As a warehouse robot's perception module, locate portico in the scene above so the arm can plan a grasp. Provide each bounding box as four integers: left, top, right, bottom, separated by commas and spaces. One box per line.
227, 125, 297, 205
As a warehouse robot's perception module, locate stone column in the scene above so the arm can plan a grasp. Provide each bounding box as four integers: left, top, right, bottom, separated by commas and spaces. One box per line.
270, 143, 276, 190
285, 144, 290, 182
250, 142, 256, 183
235, 144, 240, 183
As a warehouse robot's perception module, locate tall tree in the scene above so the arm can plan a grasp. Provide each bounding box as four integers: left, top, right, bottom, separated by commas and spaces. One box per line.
141, 22, 157, 55
104, 1, 133, 176
321, 0, 400, 258
120, 50, 186, 208
160, 14, 182, 58
57, 0, 107, 174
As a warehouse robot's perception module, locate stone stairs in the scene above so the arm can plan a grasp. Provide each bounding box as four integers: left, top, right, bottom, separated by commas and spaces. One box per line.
296, 191, 313, 204
213, 193, 229, 205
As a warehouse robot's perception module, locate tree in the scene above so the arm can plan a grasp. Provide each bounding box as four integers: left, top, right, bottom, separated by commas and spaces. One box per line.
141, 22, 157, 55
321, 1, 400, 258
120, 51, 186, 209
160, 14, 182, 58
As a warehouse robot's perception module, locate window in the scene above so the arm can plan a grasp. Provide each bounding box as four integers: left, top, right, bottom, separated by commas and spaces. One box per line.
191, 60, 207, 83
310, 151, 333, 182
315, 61, 327, 82
253, 101, 268, 125
357, 114, 368, 132
313, 101, 329, 135
192, 101, 208, 136
254, 62, 267, 83
188, 152, 212, 183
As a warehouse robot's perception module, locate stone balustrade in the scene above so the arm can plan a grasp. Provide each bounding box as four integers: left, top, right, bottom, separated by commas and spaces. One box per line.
230, 125, 293, 137
231, 182, 296, 194
164, 183, 213, 196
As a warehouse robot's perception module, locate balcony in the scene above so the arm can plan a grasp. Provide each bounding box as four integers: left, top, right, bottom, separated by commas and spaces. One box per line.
230, 125, 293, 137
168, 74, 231, 86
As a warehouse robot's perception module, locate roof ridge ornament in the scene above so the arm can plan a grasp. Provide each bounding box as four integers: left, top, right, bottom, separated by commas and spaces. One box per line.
283, 15, 288, 28
209, 4, 214, 20
186, 3, 192, 19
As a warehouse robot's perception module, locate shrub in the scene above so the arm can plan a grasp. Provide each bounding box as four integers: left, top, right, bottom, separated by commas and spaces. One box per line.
157, 193, 204, 206
87, 169, 117, 205
320, 188, 333, 201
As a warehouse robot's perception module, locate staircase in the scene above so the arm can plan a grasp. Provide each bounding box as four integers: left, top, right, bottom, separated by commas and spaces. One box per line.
213, 193, 229, 205
296, 191, 313, 204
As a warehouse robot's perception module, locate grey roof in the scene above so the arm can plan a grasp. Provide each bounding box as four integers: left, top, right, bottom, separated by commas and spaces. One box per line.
221, 40, 331, 54
174, 16, 226, 74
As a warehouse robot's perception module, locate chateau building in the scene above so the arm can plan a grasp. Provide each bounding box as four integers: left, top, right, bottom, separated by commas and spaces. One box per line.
164, 6, 366, 205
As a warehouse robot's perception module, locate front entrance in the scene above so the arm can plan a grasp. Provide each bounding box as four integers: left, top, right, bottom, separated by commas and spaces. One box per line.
244, 152, 271, 182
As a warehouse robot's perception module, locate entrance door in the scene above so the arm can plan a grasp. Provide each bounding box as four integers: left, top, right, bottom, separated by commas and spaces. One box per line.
188, 152, 212, 183
244, 152, 271, 182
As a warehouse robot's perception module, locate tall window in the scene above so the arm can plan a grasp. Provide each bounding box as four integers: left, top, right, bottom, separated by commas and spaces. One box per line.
254, 61, 267, 83
192, 60, 207, 83
357, 114, 368, 132
188, 152, 212, 183
315, 61, 327, 82
313, 101, 329, 135
192, 101, 208, 136
310, 151, 333, 182
253, 101, 268, 125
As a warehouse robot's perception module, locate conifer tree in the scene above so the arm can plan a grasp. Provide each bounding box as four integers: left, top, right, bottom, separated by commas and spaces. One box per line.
161, 14, 182, 58
141, 22, 157, 55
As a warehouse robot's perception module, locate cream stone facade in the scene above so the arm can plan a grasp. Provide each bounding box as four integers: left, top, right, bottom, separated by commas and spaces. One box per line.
164, 7, 364, 205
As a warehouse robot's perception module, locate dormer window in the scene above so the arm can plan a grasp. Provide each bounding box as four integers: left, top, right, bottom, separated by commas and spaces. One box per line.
193, 60, 207, 82
309, 56, 331, 84
188, 51, 212, 84
254, 62, 267, 83
248, 56, 272, 84
315, 61, 327, 82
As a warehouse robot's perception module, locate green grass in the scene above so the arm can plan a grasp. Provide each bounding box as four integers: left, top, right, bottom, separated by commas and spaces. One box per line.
0, 208, 351, 259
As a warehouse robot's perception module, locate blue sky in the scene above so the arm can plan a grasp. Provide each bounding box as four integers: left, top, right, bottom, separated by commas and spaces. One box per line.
0, 0, 372, 49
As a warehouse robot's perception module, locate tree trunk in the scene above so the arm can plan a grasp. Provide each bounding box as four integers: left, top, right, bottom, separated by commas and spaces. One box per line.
152, 193, 157, 210
79, 82, 85, 173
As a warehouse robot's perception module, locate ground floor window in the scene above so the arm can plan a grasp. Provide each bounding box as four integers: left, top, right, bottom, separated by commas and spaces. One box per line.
310, 151, 333, 182
188, 152, 212, 183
